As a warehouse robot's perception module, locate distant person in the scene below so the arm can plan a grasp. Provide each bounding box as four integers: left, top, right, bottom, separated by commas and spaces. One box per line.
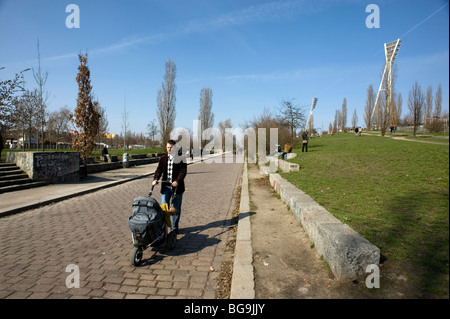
152, 139, 187, 234
301, 131, 309, 152
101, 145, 109, 162
281, 143, 292, 159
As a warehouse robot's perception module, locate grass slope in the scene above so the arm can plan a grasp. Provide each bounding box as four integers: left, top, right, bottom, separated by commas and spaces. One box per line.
283, 133, 449, 297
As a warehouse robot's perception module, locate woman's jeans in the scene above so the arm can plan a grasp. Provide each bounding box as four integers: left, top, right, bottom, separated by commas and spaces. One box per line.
160, 185, 183, 231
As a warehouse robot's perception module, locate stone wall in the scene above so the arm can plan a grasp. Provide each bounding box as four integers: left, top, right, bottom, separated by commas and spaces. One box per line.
259, 155, 299, 174
7, 152, 80, 183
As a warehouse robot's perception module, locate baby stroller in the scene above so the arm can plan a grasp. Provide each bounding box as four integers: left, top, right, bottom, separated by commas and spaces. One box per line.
128, 183, 177, 266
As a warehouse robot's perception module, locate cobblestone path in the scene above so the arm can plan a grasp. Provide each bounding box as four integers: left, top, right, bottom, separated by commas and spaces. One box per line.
0, 159, 242, 299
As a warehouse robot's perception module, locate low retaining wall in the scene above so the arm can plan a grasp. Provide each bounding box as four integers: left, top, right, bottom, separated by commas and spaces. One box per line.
7, 152, 161, 181
149, 153, 165, 157
260, 155, 299, 175
127, 157, 159, 166
7, 151, 80, 183
130, 154, 147, 159
268, 172, 380, 281
83, 161, 121, 174
83, 157, 160, 173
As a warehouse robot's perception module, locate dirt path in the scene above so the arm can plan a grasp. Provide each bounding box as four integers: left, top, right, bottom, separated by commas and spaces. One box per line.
389, 136, 449, 145
248, 163, 367, 299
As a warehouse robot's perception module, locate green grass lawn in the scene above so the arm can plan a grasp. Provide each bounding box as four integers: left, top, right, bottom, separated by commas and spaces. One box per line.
283, 133, 449, 297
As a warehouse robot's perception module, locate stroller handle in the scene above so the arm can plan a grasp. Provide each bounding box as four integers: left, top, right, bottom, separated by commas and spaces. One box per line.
148, 180, 177, 197
148, 184, 155, 197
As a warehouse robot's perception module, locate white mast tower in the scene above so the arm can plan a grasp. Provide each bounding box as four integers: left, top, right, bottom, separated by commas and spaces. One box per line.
306, 97, 318, 134
371, 39, 402, 127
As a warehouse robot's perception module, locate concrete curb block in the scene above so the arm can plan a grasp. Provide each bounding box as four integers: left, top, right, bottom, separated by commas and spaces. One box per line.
230, 159, 255, 299
268, 172, 380, 281
259, 156, 299, 174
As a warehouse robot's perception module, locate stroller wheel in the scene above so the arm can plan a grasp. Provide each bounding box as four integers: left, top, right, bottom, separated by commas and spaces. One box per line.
166, 231, 177, 250
130, 246, 144, 266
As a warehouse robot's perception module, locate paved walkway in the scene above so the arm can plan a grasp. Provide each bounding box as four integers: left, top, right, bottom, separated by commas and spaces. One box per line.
0, 163, 157, 217
0, 155, 243, 299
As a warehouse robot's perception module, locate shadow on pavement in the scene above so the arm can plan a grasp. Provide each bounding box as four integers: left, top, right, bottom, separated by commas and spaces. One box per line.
134, 214, 253, 266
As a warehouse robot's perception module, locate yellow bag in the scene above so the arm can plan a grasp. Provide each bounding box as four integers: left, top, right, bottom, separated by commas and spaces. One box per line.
160, 203, 172, 228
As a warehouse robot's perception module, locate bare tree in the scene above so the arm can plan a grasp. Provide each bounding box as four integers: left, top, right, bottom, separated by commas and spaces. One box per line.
407, 81, 424, 137
1, 67, 30, 133
47, 106, 71, 148
351, 109, 358, 129
247, 107, 291, 153
198, 87, 214, 134
426, 83, 445, 133
340, 98, 347, 132
425, 85, 433, 121
334, 110, 341, 134
364, 84, 375, 130
33, 39, 49, 151
94, 100, 108, 145
218, 118, 232, 152
433, 83, 442, 118
147, 119, 158, 146
13, 89, 40, 149
157, 58, 176, 144
396, 93, 403, 125
278, 98, 305, 139
72, 52, 100, 177
390, 97, 399, 129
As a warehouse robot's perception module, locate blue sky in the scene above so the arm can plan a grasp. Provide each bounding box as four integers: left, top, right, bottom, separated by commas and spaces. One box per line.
1, 0, 448, 136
